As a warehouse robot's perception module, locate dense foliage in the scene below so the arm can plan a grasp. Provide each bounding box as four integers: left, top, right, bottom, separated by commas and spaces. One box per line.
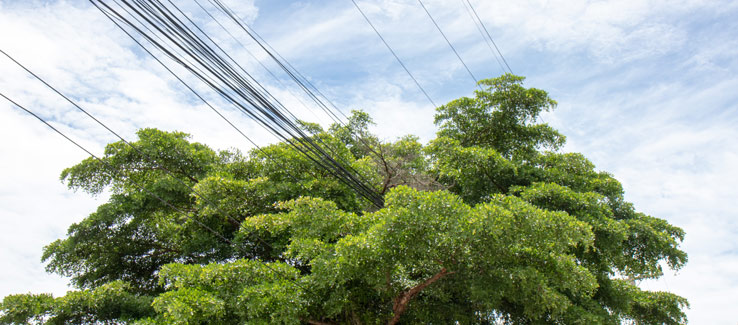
1, 74, 688, 324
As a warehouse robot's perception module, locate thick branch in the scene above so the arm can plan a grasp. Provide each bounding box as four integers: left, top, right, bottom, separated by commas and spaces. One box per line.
377, 144, 393, 195
388, 268, 454, 325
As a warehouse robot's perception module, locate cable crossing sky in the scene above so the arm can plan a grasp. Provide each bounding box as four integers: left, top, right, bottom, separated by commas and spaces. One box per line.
7, 0, 516, 211
90, 0, 385, 208
463, 0, 513, 75
0, 89, 312, 296
417, 0, 480, 88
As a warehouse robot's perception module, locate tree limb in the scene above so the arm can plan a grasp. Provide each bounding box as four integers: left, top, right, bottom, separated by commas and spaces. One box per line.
387, 268, 454, 325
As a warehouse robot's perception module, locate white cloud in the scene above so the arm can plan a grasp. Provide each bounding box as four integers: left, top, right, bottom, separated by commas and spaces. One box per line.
1, 0, 737, 323
0, 0, 262, 300
0, 105, 105, 297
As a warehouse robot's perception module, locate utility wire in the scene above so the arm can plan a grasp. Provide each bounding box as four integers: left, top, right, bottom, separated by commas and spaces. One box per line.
463, 1, 538, 124
93, 0, 384, 207
132, 0, 350, 170
169, 0, 376, 188
0, 91, 310, 295
198, 0, 345, 125
465, 0, 512, 74
205, 0, 346, 124
199, 0, 389, 173
98, 0, 337, 190
0, 46, 314, 274
96, 1, 349, 203
350, 0, 437, 108
460, 1, 537, 123
163, 0, 383, 205
191, 0, 324, 123
2, 47, 260, 244
460, 0, 506, 75
417, 0, 480, 88
165, 0, 311, 126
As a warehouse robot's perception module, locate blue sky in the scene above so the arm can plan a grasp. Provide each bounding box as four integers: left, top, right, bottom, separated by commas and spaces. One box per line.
1, 0, 737, 323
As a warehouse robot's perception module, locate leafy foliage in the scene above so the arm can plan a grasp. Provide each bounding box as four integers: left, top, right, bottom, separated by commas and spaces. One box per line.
1, 75, 687, 324
0, 281, 153, 324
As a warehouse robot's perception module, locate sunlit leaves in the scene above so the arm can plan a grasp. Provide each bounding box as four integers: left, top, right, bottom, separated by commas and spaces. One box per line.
153, 260, 305, 324
0, 281, 154, 324
434, 74, 565, 158
1, 77, 690, 324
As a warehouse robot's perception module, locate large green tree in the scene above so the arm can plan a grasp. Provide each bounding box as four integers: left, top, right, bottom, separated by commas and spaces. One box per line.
1, 74, 687, 324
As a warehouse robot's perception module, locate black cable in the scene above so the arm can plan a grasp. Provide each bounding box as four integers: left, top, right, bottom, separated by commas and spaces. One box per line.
199, 0, 388, 179
98, 0, 374, 205
460, 0, 507, 75
94, 0, 384, 207
103, 8, 349, 200
0, 91, 310, 294
417, 0, 480, 88
97, 1, 332, 192
465, 0, 513, 74
113, 0, 375, 206
191, 0, 324, 123
165, 0, 369, 184
1, 45, 306, 264
147, 0, 381, 203
206, 0, 346, 125
350, 0, 438, 108
139, 0, 360, 184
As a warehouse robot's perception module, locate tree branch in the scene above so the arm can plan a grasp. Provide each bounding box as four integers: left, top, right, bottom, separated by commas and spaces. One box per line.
388, 268, 454, 325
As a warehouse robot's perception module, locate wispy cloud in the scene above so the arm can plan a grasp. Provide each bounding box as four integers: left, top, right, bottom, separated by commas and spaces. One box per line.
1, 0, 737, 322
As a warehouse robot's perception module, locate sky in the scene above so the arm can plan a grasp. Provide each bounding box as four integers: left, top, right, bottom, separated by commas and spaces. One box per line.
0, 0, 737, 323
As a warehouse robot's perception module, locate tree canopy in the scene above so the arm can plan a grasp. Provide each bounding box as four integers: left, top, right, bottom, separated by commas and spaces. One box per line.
1, 74, 688, 324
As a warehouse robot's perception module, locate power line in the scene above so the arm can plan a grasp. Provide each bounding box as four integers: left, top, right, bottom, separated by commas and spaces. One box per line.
205, 0, 347, 124
456, 1, 533, 123
171, 0, 384, 206
199, 0, 390, 174
181, 0, 384, 183
465, 0, 513, 74
0, 46, 326, 281
195, 0, 343, 125
94, 2, 357, 204
154, 0, 378, 202
1, 46, 262, 245
460, 0, 506, 75
191, 0, 324, 123
417, 0, 480, 88
0, 91, 310, 295
350, 0, 438, 108
93, 0, 384, 207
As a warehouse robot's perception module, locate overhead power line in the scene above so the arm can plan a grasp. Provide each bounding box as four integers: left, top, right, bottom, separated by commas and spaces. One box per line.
460, 0, 506, 75
2, 47, 275, 246
198, 0, 391, 167
0, 90, 311, 295
191, 0, 324, 123
204, 0, 347, 124
163, 0, 379, 204
91, 0, 384, 208
0, 47, 329, 289
98, 2, 387, 200
350, 0, 437, 108
464, 0, 513, 74
416, 0, 480, 88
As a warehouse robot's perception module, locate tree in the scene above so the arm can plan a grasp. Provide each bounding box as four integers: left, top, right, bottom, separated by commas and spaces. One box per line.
1, 74, 688, 324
